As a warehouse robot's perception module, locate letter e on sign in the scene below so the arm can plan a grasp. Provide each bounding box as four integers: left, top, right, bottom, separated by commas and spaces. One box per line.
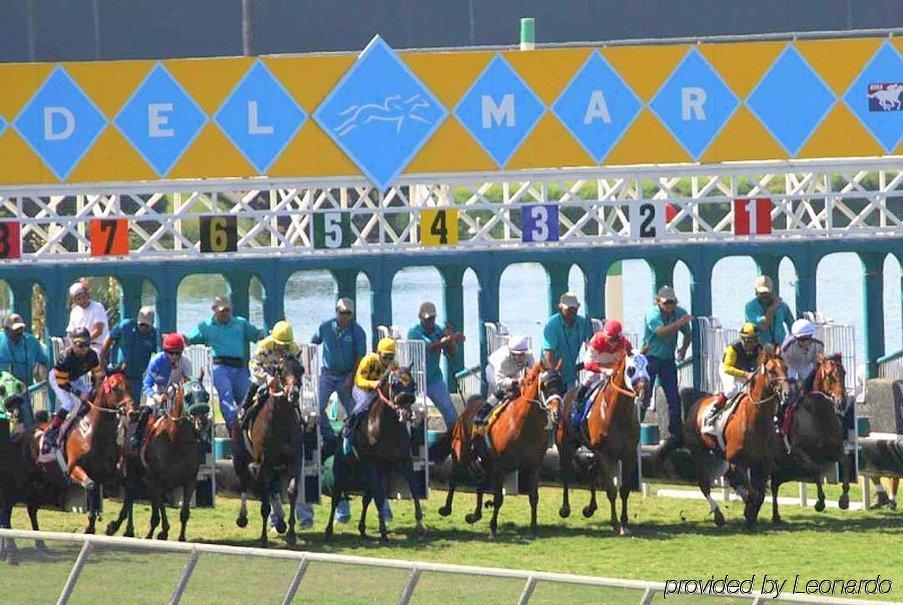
90, 219, 129, 257
0, 221, 22, 260
733, 198, 772, 235
420, 209, 459, 247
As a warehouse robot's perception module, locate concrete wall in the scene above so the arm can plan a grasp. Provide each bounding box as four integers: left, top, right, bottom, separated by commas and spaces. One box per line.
2, 0, 902, 62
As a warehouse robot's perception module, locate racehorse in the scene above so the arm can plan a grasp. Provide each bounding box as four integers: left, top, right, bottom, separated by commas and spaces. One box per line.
325, 365, 423, 543
770, 354, 851, 523
554, 356, 647, 535
231, 355, 303, 546
439, 361, 565, 538
0, 373, 29, 559
106, 375, 211, 541
684, 348, 792, 528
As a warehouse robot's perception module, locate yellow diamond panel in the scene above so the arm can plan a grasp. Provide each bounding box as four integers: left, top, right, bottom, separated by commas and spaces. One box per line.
66, 60, 155, 118
406, 116, 496, 174
165, 57, 254, 115
402, 51, 494, 108
798, 103, 885, 159
267, 121, 361, 178
263, 54, 356, 113
698, 41, 786, 98
68, 127, 156, 183
0, 63, 55, 119
503, 48, 592, 105
701, 106, 788, 163
506, 113, 595, 170
169, 123, 257, 180
605, 109, 691, 165
602, 44, 690, 102
0, 130, 50, 185
795, 37, 883, 95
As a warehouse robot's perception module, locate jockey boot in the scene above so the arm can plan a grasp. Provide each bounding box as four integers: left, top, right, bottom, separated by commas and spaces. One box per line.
700, 395, 725, 436
41, 410, 67, 456
342, 413, 362, 457
129, 407, 153, 451
570, 385, 589, 430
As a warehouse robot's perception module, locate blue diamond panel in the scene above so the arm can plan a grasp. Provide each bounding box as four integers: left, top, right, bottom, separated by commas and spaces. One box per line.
552, 52, 641, 163
114, 63, 207, 177
649, 48, 738, 160
455, 55, 546, 167
844, 42, 903, 153
747, 46, 835, 156
0, 116, 6, 137
313, 36, 446, 190
215, 61, 306, 173
13, 66, 106, 180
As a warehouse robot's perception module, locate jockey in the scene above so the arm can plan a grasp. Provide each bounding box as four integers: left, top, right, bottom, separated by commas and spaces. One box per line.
781, 319, 824, 392
342, 337, 396, 457
473, 335, 534, 433
42, 328, 104, 456
571, 320, 633, 429
134, 333, 192, 449
239, 320, 300, 425
701, 322, 764, 438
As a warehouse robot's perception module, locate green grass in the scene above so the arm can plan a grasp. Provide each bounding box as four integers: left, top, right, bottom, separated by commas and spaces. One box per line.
4, 484, 902, 603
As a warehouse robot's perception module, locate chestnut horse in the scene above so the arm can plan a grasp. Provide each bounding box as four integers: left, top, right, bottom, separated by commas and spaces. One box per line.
231, 355, 304, 545
684, 349, 792, 527
770, 354, 851, 523
554, 356, 647, 535
440, 361, 565, 538
325, 365, 422, 543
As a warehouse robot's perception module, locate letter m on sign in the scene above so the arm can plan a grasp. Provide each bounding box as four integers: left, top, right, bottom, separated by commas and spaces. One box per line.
733, 197, 772, 235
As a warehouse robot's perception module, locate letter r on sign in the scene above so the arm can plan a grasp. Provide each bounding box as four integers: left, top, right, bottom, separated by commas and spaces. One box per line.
681, 87, 707, 121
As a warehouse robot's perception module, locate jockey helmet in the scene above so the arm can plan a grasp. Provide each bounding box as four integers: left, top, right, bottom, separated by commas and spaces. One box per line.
377, 337, 396, 356
163, 333, 185, 353
508, 335, 529, 354
791, 318, 815, 339
602, 319, 623, 340
271, 321, 294, 346
69, 327, 90, 344
739, 322, 758, 341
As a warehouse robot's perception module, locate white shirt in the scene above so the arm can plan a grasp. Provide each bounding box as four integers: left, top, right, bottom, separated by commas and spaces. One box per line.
486, 345, 535, 391
67, 300, 110, 352
780, 336, 824, 381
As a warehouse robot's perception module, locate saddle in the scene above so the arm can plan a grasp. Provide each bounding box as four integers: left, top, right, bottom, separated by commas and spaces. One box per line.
36, 405, 90, 466
472, 397, 512, 440
701, 394, 743, 453
572, 379, 607, 430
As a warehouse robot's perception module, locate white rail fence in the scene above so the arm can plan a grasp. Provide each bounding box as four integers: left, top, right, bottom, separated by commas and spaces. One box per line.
0, 530, 893, 605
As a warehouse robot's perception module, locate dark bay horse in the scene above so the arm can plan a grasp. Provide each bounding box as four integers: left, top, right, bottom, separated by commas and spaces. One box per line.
554, 357, 647, 535
440, 361, 565, 538
232, 356, 303, 545
325, 365, 422, 543
770, 354, 851, 523
107, 376, 211, 541
684, 349, 791, 528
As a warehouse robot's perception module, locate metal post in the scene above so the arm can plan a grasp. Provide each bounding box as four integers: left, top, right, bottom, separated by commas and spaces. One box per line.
398, 567, 421, 605
440, 265, 466, 387
57, 540, 93, 605
281, 558, 309, 605
798, 482, 808, 507
543, 261, 571, 318
476, 265, 501, 371
860, 252, 885, 378
518, 576, 538, 605
241, 0, 254, 56
169, 549, 200, 605
639, 586, 655, 605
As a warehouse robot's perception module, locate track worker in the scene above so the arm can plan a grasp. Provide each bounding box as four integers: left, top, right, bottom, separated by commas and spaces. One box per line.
541, 292, 592, 389
407, 301, 464, 430
101, 306, 158, 402
744, 276, 793, 347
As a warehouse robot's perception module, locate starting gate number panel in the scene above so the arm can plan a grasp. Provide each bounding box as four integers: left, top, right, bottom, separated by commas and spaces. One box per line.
521, 204, 559, 243
630, 201, 665, 239
312, 211, 352, 249
733, 197, 773, 235
89, 218, 129, 257
420, 208, 458, 247
199, 216, 238, 253
0, 222, 21, 260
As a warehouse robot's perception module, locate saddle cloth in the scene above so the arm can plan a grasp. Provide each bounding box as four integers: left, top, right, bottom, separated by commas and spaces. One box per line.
704, 395, 743, 452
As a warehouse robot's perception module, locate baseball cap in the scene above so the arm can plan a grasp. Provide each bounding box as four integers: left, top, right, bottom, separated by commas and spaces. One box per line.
419, 301, 437, 319
69, 282, 87, 297
4, 313, 25, 331
657, 285, 677, 303
336, 297, 355, 313
137, 306, 155, 325
508, 335, 529, 353
212, 296, 233, 312
559, 292, 580, 309
755, 275, 774, 294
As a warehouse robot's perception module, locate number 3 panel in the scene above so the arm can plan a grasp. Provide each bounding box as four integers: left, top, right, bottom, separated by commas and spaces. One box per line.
199, 215, 238, 253
521, 204, 559, 243
630, 201, 665, 240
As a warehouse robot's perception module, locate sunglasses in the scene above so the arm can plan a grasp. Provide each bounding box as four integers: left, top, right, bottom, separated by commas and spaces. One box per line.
383, 354, 395, 361
338, 310, 353, 316
74, 342, 90, 349
167, 351, 183, 357
662, 300, 677, 305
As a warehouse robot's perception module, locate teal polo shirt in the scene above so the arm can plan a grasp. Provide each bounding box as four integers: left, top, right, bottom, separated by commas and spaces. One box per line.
407, 322, 445, 384
312, 319, 367, 375
541, 313, 592, 386
744, 298, 794, 346
187, 316, 264, 360
108, 319, 157, 377
0, 332, 49, 385
643, 305, 691, 359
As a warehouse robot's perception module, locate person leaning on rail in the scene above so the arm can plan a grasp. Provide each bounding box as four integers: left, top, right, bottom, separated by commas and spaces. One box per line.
66, 280, 110, 357
187, 295, 264, 430
541, 292, 592, 390
642, 286, 692, 456
101, 306, 158, 403
0, 312, 49, 427
407, 301, 464, 430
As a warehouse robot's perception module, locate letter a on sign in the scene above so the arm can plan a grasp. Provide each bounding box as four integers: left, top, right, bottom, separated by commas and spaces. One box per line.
733, 198, 772, 235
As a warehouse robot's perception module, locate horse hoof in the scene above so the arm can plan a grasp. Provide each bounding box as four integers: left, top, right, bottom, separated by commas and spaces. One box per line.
274, 520, 287, 534
324, 530, 333, 542
144, 532, 154, 540
437, 505, 451, 517
123, 530, 135, 538
619, 526, 630, 536
464, 513, 481, 525
559, 506, 571, 518
379, 535, 389, 544
35, 540, 49, 553
488, 531, 497, 541
358, 525, 367, 538
415, 524, 426, 537
105, 523, 118, 536
285, 532, 297, 546
236, 516, 248, 528
484, 500, 495, 509
713, 510, 725, 527
814, 500, 826, 513
178, 535, 186, 543
156, 532, 168, 541
84, 527, 95, 535
582, 506, 596, 518
838, 495, 850, 510
772, 516, 787, 527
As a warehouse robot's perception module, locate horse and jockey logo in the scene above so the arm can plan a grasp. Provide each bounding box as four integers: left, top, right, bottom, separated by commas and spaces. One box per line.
333, 94, 434, 136
868, 83, 903, 112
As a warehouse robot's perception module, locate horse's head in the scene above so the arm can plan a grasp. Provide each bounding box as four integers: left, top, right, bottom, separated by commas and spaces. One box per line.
537, 359, 567, 426
97, 368, 133, 411
0, 371, 26, 422
753, 346, 793, 409
184, 370, 212, 433
266, 353, 303, 400
815, 353, 847, 412
624, 354, 651, 405
380, 365, 417, 423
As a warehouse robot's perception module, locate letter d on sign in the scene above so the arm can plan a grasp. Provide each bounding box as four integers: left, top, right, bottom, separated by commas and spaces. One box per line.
44, 107, 75, 141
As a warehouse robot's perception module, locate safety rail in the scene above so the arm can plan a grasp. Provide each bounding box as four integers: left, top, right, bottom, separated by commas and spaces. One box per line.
0, 530, 892, 605
455, 365, 485, 401
803, 313, 859, 394
877, 349, 903, 381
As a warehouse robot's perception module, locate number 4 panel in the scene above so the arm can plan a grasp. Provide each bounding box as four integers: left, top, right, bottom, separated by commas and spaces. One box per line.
89, 218, 129, 257
420, 209, 459, 247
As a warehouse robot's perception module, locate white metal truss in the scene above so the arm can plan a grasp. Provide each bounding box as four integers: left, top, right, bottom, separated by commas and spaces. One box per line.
0, 158, 900, 264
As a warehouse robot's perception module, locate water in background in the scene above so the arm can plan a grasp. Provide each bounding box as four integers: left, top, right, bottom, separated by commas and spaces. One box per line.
171, 254, 901, 372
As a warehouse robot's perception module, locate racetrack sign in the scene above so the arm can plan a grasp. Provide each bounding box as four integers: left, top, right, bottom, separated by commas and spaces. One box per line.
0, 221, 21, 260
199, 215, 238, 253
521, 204, 559, 243
420, 208, 458, 246
630, 201, 665, 239
89, 218, 129, 257
733, 197, 772, 235
312, 211, 352, 249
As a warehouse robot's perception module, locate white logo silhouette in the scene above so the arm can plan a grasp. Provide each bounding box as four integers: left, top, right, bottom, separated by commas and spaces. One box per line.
868, 83, 903, 111
334, 94, 432, 136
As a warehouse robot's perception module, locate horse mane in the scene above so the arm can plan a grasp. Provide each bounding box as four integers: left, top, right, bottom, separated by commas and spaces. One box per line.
520, 363, 543, 398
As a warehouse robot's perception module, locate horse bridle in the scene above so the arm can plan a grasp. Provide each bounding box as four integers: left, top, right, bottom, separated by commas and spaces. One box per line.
87, 374, 130, 416
812, 360, 849, 414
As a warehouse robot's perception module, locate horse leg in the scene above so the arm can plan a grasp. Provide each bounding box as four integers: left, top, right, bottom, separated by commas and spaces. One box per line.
695, 453, 724, 526
157, 491, 170, 541
324, 489, 339, 541
438, 457, 457, 517
527, 468, 540, 538
285, 476, 298, 546
619, 453, 638, 536
582, 458, 598, 518
259, 495, 271, 546
559, 445, 573, 518
814, 476, 826, 512
359, 494, 371, 538
404, 462, 425, 537
465, 464, 487, 525
596, 456, 620, 534
26, 502, 48, 552
178, 482, 195, 542
744, 468, 765, 529
236, 492, 249, 528
488, 471, 504, 540
106, 488, 131, 536
69, 464, 97, 534
145, 490, 160, 540
838, 455, 851, 510
375, 467, 389, 544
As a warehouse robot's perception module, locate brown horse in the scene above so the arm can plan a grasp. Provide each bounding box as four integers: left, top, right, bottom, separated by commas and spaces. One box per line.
554, 356, 647, 535
684, 348, 792, 527
107, 375, 211, 541
439, 361, 566, 538
231, 355, 303, 545
770, 354, 851, 523
325, 365, 422, 543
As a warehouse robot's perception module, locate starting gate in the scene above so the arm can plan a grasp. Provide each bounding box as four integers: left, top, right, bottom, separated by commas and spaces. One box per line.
391, 339, 430, 499
297, 344, 323, 504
